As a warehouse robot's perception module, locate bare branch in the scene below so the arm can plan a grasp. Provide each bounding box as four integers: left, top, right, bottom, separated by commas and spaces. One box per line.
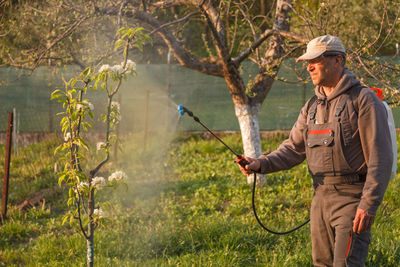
34, 14, 89, 68
372, 4, 400, 55
199, 0, 227, 46
356, 54, 396, 91
233, 29, 274, 65
233, 29, 308, 66
149, 11, 200, 35
118, 1, 129, 27
130, 8, 224, 76
62, 0, 85, 14
229, 6, 239, 54
198, 1, 229, 63
235, 2, 260, 61
368, 1, 387, 54
152, 0, 193, 8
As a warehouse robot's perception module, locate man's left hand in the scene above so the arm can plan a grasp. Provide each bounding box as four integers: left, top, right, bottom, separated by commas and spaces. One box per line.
353, 208, 375, 234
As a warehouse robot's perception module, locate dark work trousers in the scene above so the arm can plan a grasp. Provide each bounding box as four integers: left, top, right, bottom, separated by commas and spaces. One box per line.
311, 183, 371, 267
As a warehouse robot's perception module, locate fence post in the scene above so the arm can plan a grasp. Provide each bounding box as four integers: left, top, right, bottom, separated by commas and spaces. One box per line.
1, 112, 13, 222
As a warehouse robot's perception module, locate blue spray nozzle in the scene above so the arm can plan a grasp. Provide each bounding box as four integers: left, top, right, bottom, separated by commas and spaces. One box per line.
177, 104, 185, 116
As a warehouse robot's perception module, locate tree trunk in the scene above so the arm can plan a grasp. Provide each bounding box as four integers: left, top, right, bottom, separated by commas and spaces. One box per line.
87, 189, 94, 267
234, 103, 265, 184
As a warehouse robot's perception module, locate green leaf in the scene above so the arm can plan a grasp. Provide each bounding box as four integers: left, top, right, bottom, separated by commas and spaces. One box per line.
116, 27, 126, 36
58, 174, 68, 186
62, 215, 69, 225
81, 67, 91, 77
54, 144, 63, 155
114, 39, 124, 51
50, 89, 63, 98
76, 137, 89, 150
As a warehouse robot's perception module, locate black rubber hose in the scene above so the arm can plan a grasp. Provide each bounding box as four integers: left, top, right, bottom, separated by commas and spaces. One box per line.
251, 172, 310, 235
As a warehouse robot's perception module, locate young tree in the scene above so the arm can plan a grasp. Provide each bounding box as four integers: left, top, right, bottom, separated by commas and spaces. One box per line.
51, 27, 151, 267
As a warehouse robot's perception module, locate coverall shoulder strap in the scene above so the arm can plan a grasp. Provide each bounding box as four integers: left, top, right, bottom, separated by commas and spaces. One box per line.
307, 95, 318, 121
349, 84, 364, 115
335, 94, 347, 117
335, 85, 364, 118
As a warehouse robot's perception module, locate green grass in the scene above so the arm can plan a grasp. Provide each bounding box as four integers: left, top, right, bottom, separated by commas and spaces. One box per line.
0, 133, 399, 266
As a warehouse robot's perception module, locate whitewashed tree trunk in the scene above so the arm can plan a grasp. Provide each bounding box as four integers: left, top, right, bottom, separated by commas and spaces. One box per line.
235, 103, 265, 184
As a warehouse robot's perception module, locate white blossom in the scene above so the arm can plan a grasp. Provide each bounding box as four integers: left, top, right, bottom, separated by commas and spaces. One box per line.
76, 103, 84, 110
92, 176, 106, 190
320, 2, 327, 7
76, 181, 89, 193
108, 170, 127, 182
111, 65, 124, 75
96, 142, 106, 151
111, 101, 120, 111
77, 100, 94, 111
83, 100, 94, 111
93, 208, 105, 218
122, 59, 136, 73
99, 64, 111, 73
64, 132, 71, 142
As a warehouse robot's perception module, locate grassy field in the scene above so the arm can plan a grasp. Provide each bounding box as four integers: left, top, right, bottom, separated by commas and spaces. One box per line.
0, 133, 399, 266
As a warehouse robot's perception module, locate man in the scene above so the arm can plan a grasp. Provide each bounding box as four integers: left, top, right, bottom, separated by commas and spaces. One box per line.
238, 35, 392, 266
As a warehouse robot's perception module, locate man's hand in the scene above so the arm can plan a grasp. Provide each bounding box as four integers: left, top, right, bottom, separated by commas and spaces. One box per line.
236, 157, 261, 176
353, 208, 375, 234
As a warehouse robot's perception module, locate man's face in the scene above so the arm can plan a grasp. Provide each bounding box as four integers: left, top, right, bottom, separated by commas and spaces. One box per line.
306, 55, 341, 86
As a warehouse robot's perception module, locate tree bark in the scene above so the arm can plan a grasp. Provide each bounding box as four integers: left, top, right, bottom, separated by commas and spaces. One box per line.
235, 104, 264, 184
87, 188, 94, 267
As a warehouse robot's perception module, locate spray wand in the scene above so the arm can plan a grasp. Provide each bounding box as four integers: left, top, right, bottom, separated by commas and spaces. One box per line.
178, 105, 249, 168
177, 104, 310, 235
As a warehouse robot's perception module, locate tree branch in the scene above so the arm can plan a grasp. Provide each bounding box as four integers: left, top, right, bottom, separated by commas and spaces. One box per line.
34, 14, 89, 68
152, 0, 193, 9
129, 8, 224, 76
149, 11, 200, 35
356, 54, 396, 92
233, 29, 274, 65
198, 1, 230, 67
233, 29, 308, 66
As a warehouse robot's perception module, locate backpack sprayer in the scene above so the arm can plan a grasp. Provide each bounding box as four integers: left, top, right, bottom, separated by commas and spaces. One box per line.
177, 104, 309, 235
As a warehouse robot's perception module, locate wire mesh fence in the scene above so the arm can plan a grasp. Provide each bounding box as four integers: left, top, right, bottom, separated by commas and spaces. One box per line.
1, 61, 399, 137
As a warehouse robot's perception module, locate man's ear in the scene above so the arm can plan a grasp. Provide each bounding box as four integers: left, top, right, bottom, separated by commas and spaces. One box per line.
336, 55, 344, 65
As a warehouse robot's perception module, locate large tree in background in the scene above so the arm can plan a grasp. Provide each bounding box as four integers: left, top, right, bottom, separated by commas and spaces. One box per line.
1, 0, 399, 183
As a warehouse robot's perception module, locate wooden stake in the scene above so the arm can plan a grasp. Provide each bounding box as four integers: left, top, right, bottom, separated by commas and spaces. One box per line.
2, 112, 13, 222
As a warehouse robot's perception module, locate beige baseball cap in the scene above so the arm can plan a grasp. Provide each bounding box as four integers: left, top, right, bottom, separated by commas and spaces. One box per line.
296, 35, 346, 62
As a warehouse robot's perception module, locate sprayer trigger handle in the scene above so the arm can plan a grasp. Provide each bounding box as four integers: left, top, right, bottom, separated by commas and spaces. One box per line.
235, 156, 249, 168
